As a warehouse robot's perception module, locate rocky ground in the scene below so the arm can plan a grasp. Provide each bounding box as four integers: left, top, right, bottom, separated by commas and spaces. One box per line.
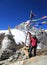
0, 46, 47, 65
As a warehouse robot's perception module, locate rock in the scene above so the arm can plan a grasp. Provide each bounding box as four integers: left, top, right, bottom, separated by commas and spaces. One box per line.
0, 50, 13, 61
9, 60, 24, 65
16, 50, 21, 55
12, 54, 19, 61
20, 50, 25, 56
7, 56, 14, 62
22, 55, 28, 60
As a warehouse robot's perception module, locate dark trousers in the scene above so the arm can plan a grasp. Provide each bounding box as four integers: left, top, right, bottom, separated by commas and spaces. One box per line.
29, 46, 37, 58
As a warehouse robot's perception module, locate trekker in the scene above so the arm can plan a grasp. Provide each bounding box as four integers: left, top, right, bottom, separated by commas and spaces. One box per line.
29, 35, 37, 58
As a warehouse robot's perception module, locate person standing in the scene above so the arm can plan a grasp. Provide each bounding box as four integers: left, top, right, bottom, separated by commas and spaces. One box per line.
29, 35, 37, 58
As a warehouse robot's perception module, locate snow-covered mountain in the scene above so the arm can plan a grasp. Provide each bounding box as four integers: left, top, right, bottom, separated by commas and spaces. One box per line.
0, 20, 37, 45
15, 20, 31, 31
0, 29, 26, 44
0, 20, 47, 49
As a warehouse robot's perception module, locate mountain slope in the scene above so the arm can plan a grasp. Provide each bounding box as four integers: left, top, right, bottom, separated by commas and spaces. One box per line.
8, 55, 47, 65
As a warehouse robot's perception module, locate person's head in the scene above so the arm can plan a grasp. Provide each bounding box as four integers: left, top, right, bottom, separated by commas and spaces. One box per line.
32, 35, 36, 38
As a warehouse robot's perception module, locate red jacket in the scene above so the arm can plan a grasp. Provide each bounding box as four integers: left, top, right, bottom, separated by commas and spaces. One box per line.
30, 37, 37, 46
